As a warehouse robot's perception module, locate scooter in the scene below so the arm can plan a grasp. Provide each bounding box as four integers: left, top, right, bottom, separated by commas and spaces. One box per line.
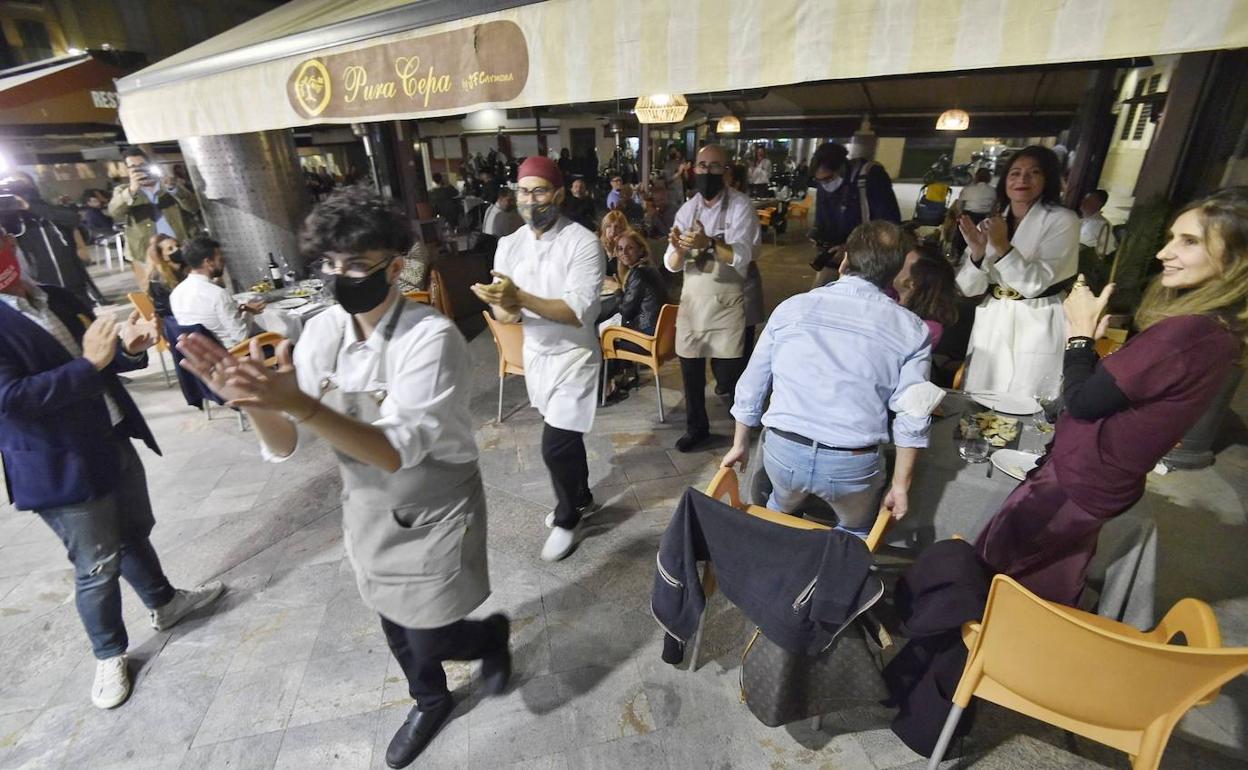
923, 154, 975, 186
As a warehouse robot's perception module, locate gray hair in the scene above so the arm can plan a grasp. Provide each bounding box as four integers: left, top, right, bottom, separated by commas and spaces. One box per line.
842, 220, 905, 287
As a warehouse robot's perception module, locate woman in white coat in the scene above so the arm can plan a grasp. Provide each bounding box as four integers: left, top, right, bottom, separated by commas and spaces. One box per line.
956, 146, 1079, 398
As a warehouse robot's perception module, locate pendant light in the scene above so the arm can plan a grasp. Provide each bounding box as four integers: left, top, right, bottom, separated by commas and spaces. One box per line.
936, 108, 970, 131
716, 114, 741, 134
634, 94, 689, 124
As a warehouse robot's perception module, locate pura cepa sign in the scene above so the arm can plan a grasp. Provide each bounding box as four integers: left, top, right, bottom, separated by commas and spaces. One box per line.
286, 20, 528, 119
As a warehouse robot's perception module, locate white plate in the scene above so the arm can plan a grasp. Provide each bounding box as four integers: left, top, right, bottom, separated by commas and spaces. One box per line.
971, 392, 1040, 415
272, 297, 310, 310
991, 449, 1041, 481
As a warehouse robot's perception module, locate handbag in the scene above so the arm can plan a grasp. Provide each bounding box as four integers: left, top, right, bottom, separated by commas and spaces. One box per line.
740, 608, 894, 728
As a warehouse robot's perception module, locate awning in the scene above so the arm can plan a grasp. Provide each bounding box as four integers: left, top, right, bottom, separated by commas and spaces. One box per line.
0, 53, 129, 129
117, 0, 1248, 144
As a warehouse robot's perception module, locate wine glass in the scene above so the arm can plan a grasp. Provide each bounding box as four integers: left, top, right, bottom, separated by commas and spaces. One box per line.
1033, 372, 1063, 431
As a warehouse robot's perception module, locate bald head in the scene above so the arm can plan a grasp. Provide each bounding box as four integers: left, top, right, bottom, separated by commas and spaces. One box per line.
697, 144, 727, 167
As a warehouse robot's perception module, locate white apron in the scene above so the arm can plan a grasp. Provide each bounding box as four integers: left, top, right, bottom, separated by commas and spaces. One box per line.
503, 221, 602, 434
676, 197, 747, 359
323, 300, 490, 629
955, 204, 1079, 397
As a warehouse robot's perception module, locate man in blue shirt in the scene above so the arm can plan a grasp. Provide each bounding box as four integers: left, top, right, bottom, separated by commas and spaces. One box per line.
722, 221, 935, 536
108, 146, 199, 269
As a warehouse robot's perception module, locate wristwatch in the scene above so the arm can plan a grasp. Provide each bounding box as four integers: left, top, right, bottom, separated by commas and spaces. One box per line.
1065, 336, 1094, 351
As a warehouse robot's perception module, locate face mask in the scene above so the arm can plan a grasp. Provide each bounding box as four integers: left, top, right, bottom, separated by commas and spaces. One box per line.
0, 237, 20, 292
819, 177, 843, 194
518, 201, 560, 231
168, 248, 185, 266
325, 261, 393, 314
694, 173, 724, 201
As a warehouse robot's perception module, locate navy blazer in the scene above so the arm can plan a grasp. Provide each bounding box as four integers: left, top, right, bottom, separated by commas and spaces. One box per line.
0, 285, 160, 511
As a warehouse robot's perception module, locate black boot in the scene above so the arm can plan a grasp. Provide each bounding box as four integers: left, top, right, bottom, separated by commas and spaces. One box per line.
385, 699, 454, 769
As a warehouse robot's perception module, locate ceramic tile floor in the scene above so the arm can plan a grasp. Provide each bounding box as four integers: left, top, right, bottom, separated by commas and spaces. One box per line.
0, 256, 1246, 769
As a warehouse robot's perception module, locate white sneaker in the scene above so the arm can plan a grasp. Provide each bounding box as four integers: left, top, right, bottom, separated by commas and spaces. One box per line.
92, 654, 131, 709
541, 525, 578, 562
150, 581, 225, 631
544, 500, 600, 529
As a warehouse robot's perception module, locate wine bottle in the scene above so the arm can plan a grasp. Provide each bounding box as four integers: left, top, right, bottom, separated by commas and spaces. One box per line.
267, 252, 284, 288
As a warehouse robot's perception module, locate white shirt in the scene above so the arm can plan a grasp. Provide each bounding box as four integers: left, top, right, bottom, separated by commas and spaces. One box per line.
747, 159, 771, 185
169, 272, 250, 348
268, 299, 479, 469
1080, 212, 1117, 255
482, 203, 523, 238
664, 187, 761, 278
958, 182, 996, 215
0, 282, 125, 425
493, 217, 604, 357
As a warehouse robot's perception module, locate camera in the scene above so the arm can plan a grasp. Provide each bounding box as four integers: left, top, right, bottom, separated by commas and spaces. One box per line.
809, 239, 842, 272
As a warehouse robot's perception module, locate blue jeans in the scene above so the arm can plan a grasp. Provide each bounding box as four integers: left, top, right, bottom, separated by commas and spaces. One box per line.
36, 437, 175, 659
762, 429, 885, 534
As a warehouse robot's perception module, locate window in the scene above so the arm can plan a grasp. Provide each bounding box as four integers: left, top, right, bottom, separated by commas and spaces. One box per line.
1119, 79, 1146, 141
1131, 74, 1163, 141
14, 19, 53, 63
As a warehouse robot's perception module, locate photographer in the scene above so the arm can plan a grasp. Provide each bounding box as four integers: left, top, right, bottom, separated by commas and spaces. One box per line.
808, 142, 901, 288
0, 173, 102, 308
108, 147, 199, 279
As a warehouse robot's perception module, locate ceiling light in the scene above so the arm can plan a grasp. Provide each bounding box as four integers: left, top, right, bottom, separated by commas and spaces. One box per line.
716, 114, 741, 134
936, 109, 970, 131
67, 47, 84, 55
634, 94, 688, 124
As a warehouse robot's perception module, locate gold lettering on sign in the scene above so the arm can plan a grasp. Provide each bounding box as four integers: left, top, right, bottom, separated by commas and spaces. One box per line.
285, 20, 529, 119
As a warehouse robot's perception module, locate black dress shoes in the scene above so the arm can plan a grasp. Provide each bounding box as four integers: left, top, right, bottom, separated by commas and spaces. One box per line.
480, 613, 512, 695
385, 700, 454, 769
675, 431, 711, 453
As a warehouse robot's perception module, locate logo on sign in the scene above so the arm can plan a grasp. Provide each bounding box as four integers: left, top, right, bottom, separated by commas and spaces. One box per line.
292, 59, 331, 117
285, 20, 528, 120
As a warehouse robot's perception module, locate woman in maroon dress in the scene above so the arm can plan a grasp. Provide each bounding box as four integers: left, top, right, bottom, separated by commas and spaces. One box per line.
975, 189, 1248, 605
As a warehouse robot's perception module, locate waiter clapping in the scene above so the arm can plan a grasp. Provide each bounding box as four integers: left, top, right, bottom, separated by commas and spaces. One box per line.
472, 156, 605, 563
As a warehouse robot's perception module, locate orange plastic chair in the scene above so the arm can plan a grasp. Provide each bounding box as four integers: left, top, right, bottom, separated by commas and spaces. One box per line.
125, 292, 172, 387
229, 331, 287, 368
928, 575, 1248, 770
685, 467, 892, 671
403, 289, 432, 305
786, 199, 811, 230
600, 304, 678, 421
482, 310, 525, 423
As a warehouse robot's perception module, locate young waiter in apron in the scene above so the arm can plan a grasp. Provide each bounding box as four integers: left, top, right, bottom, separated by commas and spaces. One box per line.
471, 156, 605, 563
665, 144, 762, 452
177, 188, 509, 769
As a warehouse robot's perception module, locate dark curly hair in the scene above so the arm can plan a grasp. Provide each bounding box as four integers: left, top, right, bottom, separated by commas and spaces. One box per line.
995, 145, 1064, 212
300, 185, 412, 260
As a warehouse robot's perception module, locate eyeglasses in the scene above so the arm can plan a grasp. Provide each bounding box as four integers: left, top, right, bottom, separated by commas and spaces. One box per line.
694, 161, 726, 174
315, 254, 395, 279
516, 186, 553, 201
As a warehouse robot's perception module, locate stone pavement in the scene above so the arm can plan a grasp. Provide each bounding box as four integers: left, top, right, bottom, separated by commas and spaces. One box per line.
0, 255, 1246, 769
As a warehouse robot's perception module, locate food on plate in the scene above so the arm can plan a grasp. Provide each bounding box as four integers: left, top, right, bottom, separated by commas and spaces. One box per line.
250, 280, 274, 293
959, 411, 1021, 448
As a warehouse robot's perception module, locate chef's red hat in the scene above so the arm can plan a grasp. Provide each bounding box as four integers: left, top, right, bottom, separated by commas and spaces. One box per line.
516, 155, 563, 188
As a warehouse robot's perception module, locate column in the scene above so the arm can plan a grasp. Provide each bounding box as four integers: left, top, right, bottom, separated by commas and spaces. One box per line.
179, 129, 311, 292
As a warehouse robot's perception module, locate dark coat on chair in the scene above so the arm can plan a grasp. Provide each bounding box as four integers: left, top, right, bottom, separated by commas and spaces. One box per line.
0, 285, 158, 510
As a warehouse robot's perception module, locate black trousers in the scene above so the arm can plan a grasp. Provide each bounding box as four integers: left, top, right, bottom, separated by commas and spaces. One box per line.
380, 615, 505, 711
542, 423, 591, 529
679, 354, 745, 435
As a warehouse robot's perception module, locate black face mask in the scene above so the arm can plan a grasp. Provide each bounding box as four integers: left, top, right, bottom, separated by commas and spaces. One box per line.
168, 248, 185, 266
325, 261, 392, 314
693, 173, 724, 202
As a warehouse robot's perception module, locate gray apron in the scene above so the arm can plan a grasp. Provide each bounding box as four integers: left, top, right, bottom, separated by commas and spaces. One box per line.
322, 299, 490, 629
676, 197, 747, 359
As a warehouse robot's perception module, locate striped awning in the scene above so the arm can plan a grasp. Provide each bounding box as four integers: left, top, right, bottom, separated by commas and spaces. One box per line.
117, 0, 1248, 143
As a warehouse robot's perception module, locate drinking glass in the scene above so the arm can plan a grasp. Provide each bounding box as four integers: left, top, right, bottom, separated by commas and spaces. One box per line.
958, 423, 991, 463
1032, 372, 1063, 430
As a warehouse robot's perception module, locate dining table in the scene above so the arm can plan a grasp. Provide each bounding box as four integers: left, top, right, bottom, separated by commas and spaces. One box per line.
744, 389, 1159, 629
234, 283, 335, 344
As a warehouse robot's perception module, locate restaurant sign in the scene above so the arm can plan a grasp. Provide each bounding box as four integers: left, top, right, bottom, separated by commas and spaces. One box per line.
286, 20, 528, 120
